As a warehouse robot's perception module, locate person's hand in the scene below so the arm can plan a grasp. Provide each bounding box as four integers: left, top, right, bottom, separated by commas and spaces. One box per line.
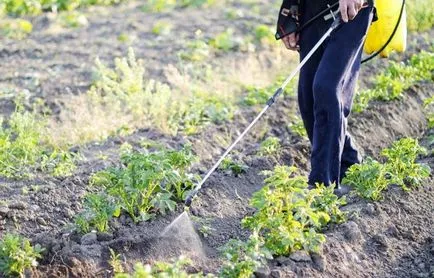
282, 33, 299, 51
339, 0, 365, 22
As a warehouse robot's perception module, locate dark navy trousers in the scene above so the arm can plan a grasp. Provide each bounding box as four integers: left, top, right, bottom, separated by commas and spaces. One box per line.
297, 6, 373, 187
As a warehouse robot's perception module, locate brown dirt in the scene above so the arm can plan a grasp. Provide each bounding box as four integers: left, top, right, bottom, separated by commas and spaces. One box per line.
0, 1, 433, 278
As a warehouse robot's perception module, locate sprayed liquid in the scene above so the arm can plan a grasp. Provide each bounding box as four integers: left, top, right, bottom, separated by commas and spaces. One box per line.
158, 211, 205, 258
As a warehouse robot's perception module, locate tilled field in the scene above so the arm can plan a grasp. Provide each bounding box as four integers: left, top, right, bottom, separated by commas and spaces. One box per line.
0, 1, 433, 278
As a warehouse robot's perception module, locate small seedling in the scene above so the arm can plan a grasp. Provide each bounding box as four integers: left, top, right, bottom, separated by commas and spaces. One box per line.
219, 230, 271, 278
109, 248, 124, 274
152, 20, 173, 36
220, 157, 248, 176
258, 136, 281, 156
288, 115, 307, 138
209, 29, 238, 52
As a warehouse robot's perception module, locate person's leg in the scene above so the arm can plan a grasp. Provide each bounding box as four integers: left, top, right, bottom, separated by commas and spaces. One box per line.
297, 14, 326, 144
309, 7, 373, 187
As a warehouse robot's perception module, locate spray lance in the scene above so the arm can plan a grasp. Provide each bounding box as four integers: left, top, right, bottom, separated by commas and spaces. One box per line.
184, 13, 343, 208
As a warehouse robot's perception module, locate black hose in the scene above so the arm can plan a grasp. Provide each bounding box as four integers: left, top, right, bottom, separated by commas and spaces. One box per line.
361, 0, 406, 64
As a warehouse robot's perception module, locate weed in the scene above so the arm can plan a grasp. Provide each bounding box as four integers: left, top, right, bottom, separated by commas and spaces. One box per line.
58, 11, 88, 28
381, 138, 431, 190
342, 158, 390, 200
179, 39, 210, 62
209, 29, 238, 52
242, 166, 346, 255
0, 102, 77, 178
109, 248, 124, 274
0, 234, 43, 277
220, 157, 248, 176
152, 20, 173, 36
219, 230, 272, 278
258, 136, 281, 156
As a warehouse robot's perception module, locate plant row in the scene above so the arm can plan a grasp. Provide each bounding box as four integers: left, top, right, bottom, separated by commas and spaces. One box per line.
353, 50, 434, 113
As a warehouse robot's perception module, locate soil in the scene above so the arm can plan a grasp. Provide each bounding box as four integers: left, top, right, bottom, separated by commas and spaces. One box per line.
0, 1, 433, 278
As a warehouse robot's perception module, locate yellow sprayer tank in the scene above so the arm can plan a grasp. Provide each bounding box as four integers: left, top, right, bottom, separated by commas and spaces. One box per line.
364, 0, 407, 57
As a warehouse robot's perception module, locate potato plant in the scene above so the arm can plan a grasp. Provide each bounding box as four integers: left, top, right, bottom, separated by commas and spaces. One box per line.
342, 158, 390, 200
219, 230, 271, 278
0, 234, 43, 277
75, 193, 118, 233
242, 166, 346, 255
220, 157, 248, 176
86, 146, 198, 226
115, 256, 212, 278
381, 138, 431, 190
288, 115, 307, 138
344, 138, 431, 200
